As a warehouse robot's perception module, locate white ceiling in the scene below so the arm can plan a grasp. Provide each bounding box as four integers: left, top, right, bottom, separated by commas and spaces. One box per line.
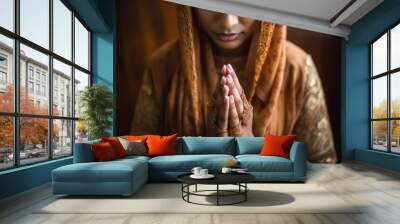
166, 0, 384, 38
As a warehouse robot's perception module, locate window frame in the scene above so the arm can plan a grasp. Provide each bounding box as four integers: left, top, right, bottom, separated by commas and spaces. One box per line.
0, 0, 92, 171
370, 20, 400, 154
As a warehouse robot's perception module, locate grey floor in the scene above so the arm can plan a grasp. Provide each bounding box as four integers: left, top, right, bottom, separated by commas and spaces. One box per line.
1, 162, 400, 224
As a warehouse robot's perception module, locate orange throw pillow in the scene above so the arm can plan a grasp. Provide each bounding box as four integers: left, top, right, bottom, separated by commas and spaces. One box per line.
146, 134, 177, 157
101, 137, 127, 158
91, 142, 117, 161
260, 135, 296, 159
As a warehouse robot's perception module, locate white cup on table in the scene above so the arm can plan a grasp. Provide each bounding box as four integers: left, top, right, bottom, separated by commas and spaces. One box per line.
191, 167, 202, 176
200, 169, 208, 176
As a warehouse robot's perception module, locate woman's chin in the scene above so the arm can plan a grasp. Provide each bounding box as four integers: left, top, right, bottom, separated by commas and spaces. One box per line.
214, 40, 245, 52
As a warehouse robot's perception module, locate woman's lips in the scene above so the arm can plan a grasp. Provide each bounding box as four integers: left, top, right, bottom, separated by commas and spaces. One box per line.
216, 33, 240, 42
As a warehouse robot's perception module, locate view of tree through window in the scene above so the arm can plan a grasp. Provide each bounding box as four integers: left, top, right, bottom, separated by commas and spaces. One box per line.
371, 23, 400, 153
0, 0, 91, 170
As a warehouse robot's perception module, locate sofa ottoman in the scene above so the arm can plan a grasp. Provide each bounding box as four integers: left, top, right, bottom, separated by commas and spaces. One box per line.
52, 156, 148, 196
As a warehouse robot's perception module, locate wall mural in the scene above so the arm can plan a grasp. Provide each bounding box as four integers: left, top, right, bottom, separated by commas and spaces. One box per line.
117, 1, 341, 163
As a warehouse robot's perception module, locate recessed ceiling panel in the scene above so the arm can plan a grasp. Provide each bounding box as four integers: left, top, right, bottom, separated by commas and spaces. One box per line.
167, 0, 384, 38
226, 0, 352, 21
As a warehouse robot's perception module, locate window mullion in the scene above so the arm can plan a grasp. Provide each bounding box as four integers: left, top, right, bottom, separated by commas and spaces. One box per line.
88, 30, 90, 74
71, 10, 76, 155
48, 0, 54, 160
13, 0, 21, 167
370, 45, 373, 149
388, 30, 391, 152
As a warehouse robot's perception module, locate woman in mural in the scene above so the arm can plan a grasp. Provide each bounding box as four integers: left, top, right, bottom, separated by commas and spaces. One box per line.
131, 6, 337, 163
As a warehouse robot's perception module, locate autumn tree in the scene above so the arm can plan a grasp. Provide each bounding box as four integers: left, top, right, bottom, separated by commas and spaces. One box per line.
392, 99, 400, 144
372, 99, 400, 144
0, 85, 13, 151
372, 100, 388, 140
0, 84, 59, 153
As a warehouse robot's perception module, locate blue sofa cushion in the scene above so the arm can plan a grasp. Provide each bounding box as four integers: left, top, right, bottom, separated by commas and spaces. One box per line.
179, 137, 235, 155
149, 154, 235, 172
116, 155, 150, 163
53, 159, 147, 183
236, 137, 264, 155
236, 155, 293, 172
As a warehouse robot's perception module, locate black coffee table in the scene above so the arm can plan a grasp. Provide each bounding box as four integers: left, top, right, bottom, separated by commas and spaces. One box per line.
177, 173, 255, 206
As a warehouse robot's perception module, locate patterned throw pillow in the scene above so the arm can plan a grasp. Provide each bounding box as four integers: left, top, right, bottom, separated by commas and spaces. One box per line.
118, 137, 147, 156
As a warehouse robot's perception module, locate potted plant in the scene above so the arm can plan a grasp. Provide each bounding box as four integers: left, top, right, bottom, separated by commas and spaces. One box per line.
79, 84, 113, 140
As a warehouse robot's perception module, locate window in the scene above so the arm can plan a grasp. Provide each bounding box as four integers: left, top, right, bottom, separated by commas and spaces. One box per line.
28, 81, 33, 94
19, 117, 49, 165
35, 70, 40, 81
53, 0, 72, 60
0, 55, 7, 67
0, 35, 13, 112
0, 116, 13, 170
42, 85, 46, 97
74, 69, 89, 119
21, 44, 49, 116
0, 71, 6, 84
20, 0, 49, 49
371, 23, 400, 154
0, 54, 8, 89
28, 67, 34, 80
35, 83, 40, 95
74, 18, 89, 70
0, 0, 91, 170
391, 22, 400, 70
53, 59, 72, 117
0, 0, 14, 32
53, 119, 72, 158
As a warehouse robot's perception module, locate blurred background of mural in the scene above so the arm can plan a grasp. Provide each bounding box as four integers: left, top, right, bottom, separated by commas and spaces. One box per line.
116, 0, 342, 159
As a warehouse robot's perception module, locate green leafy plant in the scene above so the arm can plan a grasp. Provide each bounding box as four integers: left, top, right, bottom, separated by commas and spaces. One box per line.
79, 84, 113, 140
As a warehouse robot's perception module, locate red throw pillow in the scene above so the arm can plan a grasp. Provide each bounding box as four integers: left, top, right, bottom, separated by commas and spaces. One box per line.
91, 142, 117, 161
260, 135, 296, 159
101, 137, 127, 158
146, 134, 177, 157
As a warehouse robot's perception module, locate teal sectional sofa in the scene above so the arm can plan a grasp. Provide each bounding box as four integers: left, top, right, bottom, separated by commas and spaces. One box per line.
52, 137, 307, 196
